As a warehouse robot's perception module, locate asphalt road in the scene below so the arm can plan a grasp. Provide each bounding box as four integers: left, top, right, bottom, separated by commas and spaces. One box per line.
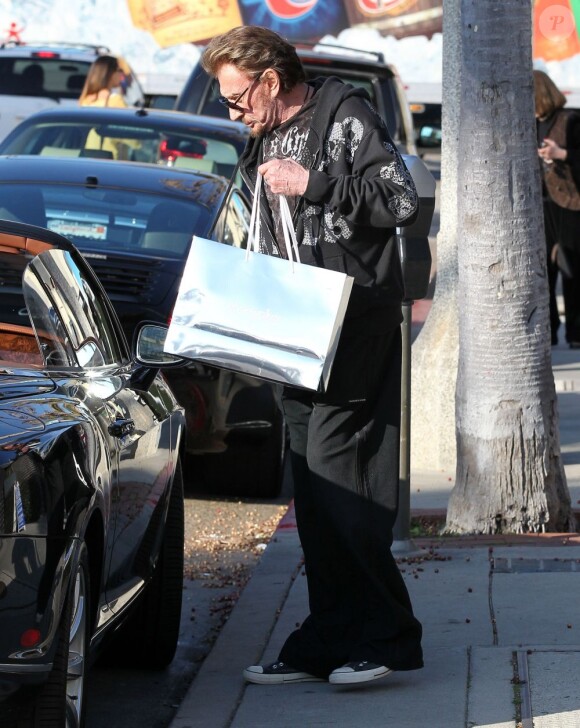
85, 463, 293, 728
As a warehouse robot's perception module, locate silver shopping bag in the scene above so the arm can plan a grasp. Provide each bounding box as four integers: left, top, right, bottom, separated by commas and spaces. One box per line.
164, 175, 353, 391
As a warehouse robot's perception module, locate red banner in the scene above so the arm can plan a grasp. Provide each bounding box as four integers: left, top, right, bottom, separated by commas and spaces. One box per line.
344, 0, 442, 39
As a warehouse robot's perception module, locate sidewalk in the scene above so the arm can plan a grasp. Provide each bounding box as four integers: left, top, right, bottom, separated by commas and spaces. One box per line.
170, 342, 580, 728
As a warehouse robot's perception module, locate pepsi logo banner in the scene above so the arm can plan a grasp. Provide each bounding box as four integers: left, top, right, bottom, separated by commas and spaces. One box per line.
265, 0, 318, 19
238, 0, 348, 40
126, 0, 442, 47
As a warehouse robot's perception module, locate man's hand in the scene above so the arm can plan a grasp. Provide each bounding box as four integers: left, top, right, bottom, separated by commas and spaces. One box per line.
258, 158, 309, 195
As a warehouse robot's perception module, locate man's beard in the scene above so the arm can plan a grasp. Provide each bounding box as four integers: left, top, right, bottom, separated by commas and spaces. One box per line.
248, 120, 266, 139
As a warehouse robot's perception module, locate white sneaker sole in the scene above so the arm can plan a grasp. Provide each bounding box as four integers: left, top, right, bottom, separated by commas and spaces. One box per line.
329, 666, 393, 685
243, 668, 324, 685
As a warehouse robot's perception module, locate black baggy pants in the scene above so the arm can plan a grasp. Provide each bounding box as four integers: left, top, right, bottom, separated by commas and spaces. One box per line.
277, 325, 423, 678
544, 198, 580, 344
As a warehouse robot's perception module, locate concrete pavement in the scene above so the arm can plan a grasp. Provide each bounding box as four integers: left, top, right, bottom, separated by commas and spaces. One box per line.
170, 341, 580, 728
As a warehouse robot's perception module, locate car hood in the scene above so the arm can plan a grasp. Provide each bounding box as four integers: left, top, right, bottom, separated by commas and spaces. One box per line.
0, 374, 55, 443
0, 372, 55, 401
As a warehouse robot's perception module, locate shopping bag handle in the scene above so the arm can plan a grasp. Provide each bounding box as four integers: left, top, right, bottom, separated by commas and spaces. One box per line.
279, 194, 301, 267
246, 173, 301, 270
247, 172, 262, 258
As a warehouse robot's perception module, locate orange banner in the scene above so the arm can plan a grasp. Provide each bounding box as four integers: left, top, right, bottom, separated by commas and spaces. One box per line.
533, 0, 580, 61
127, 0, 243, 46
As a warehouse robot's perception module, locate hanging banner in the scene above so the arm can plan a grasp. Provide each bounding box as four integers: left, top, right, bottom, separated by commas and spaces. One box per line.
125, 0, 443, 47
238, 0, 348, 41
533, 0, 580, 61
344, 0, 442, 39
126, 0, 243, 46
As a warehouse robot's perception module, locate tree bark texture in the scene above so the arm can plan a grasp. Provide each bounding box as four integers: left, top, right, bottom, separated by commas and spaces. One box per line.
446, 0, 572, 534
411, 0, 460, 472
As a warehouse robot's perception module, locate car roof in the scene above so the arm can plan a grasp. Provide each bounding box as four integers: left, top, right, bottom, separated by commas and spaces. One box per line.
0, 154, 228, 200
4, 106, 250, 142
0, 40, 107, 60
296, 44, 393, 74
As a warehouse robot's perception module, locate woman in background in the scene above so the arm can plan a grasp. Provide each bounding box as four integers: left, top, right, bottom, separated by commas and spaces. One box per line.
78, 55, 134, 159
534, 70, 580, 348
79, 55, 126, 108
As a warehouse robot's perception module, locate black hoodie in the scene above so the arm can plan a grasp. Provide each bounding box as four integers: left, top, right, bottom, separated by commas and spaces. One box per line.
239, 76, 419, 335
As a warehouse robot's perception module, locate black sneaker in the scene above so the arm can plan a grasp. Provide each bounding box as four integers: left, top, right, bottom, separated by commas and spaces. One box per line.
329, 661, 393, 685
243, 661, 324, 685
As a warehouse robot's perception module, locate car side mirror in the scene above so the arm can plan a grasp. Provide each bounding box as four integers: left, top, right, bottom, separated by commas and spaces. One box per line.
419, 125, 442, 148
134, 323, 183, 367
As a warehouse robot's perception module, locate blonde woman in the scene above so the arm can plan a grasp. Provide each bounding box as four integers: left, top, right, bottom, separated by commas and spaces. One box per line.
80, 55, 133, 159
79, 55, 126, 108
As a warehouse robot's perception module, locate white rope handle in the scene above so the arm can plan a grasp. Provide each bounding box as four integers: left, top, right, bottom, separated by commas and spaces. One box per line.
279, 194, 301, 270
246, 172, 262, 259
246, 173, 300, 269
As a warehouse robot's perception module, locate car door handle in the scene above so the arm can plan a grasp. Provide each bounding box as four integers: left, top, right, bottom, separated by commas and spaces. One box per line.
108, 418, 135, 438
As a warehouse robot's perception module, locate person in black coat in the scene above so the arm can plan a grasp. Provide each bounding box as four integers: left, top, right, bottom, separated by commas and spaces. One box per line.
534, 69, 580, 347
201, 26, 423, 687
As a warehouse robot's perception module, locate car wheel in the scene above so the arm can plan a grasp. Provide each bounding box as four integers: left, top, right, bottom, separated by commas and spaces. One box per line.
27, 543, 90, 728
201, 408, 286, 499
109, 459, 184, 669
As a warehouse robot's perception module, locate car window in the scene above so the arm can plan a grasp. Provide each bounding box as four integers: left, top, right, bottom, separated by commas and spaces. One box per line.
146, 94, 177, 110
218, 191, 251, 249
0, 183, 211, 260
23, 249, 125, 367
0, 120, 242, 173
0, 58, 90, 98
117, 58, 143, 107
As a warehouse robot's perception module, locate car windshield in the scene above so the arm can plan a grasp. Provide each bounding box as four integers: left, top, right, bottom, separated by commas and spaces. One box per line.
0, 58, 90, 98
0, 238, 125, 369
1, 119, 242, 178
0, 183, 213, 259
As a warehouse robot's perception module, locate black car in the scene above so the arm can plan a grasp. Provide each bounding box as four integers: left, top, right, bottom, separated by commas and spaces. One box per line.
0, 219, 185, 727
175, 42, 417, 156
0, 106, 249, 181
0, 155, 284, 498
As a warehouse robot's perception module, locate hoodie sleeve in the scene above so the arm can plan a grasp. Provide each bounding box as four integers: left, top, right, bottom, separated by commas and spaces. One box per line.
304, 99, 418, 229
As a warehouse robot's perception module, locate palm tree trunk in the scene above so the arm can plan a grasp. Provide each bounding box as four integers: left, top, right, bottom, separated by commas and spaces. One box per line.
445, 0, 572, 533
411, 0, 460, 472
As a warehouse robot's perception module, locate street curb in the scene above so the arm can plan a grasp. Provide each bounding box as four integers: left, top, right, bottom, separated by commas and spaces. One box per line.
169, 499, 580, 726
408, 508, 580, 548
169, 509, 302, 728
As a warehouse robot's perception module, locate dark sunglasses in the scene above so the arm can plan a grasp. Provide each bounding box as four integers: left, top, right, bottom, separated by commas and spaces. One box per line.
218, 75, 262, 111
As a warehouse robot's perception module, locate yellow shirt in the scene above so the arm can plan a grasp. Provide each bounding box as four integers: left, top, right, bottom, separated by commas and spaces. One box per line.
81, 92, 134, 159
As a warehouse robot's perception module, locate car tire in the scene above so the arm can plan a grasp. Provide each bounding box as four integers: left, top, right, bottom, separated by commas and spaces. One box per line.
108, 459, 184, 669
25, 542, 91, 728
201, 409, 286, 499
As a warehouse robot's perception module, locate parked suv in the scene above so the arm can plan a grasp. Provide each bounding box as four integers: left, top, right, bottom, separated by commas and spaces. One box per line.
175, 43, 417, 155
0, 41, 144, 141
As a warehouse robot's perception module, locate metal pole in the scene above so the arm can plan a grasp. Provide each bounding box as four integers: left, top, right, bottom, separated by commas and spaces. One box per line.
392, 301, 416, 552
392, 229, 417, 553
